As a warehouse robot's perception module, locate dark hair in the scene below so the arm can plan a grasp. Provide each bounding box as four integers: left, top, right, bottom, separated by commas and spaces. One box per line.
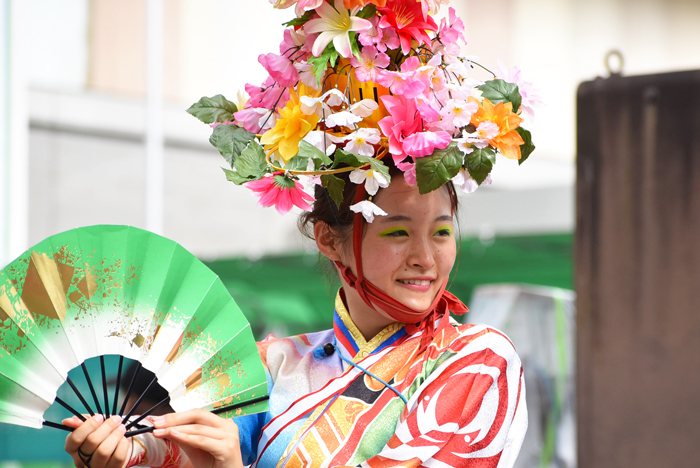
298, 159, 460, 250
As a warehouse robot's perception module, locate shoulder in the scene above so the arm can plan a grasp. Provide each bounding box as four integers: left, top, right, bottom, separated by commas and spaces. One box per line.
256, 329, 335, 375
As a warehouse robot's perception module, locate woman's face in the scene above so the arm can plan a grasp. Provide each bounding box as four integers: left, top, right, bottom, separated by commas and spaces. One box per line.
341, 176, 457, 314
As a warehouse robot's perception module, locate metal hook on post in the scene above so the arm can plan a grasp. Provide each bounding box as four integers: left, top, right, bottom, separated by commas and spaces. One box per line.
604, 49, 625, 77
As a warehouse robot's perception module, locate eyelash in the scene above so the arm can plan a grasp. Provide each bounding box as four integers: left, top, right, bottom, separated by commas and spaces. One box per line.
434, 228, 452, 237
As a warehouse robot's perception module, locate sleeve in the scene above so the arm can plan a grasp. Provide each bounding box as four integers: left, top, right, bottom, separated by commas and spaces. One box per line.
360, 329, 527, 468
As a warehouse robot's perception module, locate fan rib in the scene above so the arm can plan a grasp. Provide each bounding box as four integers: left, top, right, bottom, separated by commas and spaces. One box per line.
118, 362, 142, 417
125, 395, 170, 430
42, 420, 73, 432
66, 376, 95, 416
55, 397, 86, 422
112, 356, 124, 416
81, 363, 103, 415
122, 375, 158, 424
100, 356, 110, 418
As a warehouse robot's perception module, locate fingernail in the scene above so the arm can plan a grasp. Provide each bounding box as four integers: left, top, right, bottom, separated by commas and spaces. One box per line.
118, 424, 126, 433
94, 414, 104, 423
153, 428, 165, 436
171, 429, 183, 437
111, 415, 122, 424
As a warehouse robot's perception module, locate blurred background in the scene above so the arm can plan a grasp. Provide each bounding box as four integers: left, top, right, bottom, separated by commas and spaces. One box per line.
0, 0, 698, 466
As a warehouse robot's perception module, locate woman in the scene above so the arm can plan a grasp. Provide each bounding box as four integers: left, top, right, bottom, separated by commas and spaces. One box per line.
63, 0, 534, 464
62, 166, 527, 468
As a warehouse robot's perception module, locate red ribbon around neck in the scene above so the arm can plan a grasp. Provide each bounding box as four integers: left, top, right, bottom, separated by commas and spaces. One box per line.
334, 183, 469, 352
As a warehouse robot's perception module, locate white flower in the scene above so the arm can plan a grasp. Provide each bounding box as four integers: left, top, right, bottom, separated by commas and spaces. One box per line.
304, 0, 372, 58
452, 168, 492, 194
344, 128, 381, 156
440, 99, 479, 133
349, 167, 388, 195
349, 99, 379, 117
300, 89, 347, 117
303, 130, 344, 155
455, 122, 498, 154
325, 110, 362, 128
350, 200, 388, 223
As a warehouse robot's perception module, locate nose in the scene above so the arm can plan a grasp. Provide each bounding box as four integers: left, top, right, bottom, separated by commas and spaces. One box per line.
407, 236, 435, 270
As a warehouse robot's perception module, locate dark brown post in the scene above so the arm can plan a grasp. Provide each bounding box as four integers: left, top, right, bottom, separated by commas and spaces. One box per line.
576, 70, 700, 468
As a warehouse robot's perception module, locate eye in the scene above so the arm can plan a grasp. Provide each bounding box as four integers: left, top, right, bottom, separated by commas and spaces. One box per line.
379, 227, 409, 237
433, 226, 453, 237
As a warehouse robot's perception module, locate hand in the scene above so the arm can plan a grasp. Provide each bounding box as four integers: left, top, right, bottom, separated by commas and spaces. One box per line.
152, 409, 243, 468
64, 414, 132, 468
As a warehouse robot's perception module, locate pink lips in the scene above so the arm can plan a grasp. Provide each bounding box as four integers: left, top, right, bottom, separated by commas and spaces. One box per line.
396, 278, 434, 292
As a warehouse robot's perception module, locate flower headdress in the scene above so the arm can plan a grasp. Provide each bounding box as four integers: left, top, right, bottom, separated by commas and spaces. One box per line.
187, 0, 538, 221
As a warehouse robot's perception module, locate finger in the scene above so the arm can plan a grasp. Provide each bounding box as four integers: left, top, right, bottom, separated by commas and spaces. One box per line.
153, 423, 230, 441
105, 437, 132, 468
62, 416, 85, 429
152, 409, 227, 430
163, 429, 231, 458
90, 423, 127, 468
82, 415, 124, 456
65, 414, 105, 453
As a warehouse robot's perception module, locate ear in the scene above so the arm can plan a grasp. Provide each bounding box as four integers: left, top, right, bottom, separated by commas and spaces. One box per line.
314, 222, 343, 262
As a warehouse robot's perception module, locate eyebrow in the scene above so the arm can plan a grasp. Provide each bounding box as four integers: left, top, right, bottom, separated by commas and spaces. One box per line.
379, 214, 453, 223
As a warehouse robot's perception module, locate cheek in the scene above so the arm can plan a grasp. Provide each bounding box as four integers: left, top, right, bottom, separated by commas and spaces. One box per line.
360, 241, 406, 280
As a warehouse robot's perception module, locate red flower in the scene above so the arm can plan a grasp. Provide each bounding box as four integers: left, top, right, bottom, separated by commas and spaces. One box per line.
377, 0, 437, 54
246, 173, 314, 214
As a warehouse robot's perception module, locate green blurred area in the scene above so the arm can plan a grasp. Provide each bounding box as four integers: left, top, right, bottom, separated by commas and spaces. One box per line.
0, 232, 572, 462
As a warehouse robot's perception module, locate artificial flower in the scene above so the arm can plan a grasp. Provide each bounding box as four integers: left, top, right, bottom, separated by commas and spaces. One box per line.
294, 61, 323, 90
495, 60, 543, 122
435, 7, 466, 56
439, 98, 479, 134
350, 46, 390, 83
295, 0, 323, 16
349, 167, 389, 195
469, 97, 524, 159
345, 128, 381, 156
350, 200, 388, 222
269, 0, 297, 9
246, 173, 315, 214
378, 95, 422, 163
455, 121, 499, 154
234, 107, 276, 133
325, 110, 363, 128
246, 77, 290, 109
397, 161, 417, 185
343, 0, 387, 9
357, 15, 400, 52
304, 0, 372, 58
303, 130, 345, 155
402, 130, 452, 157
377, 0, 438, 54
349, 99, 379, 117
452, 168, 492, 193
259, 53, 299, 88
260, 84, 322, 163
279, 28, 306, 55
300, 89, 347, 117
377, 57, 426, 99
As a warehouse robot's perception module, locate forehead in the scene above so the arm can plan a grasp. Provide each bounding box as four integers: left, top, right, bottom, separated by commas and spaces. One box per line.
372, 177, 452, 220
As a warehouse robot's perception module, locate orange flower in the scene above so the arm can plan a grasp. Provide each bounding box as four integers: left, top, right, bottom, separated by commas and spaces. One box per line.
260, 84, 321, 163
469, 97, 524, 159
343, 0, 387, 9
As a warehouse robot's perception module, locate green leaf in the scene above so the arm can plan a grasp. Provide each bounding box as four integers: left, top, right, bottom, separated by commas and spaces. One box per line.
285, 155, 311, 171
465, 147, 496, 185
415, 143, 465, 194
515, 127, 535, 165
308, 43, 339, 84
222, 167, 250, 185
356, 4, 377, 19
282, 10, 314, 27
321, 174, 346, 209
234, 140, 268, 179
332, 148, 366, 168
349, 31, 361, 59
209, 124, 256, 167
477, 79, 522, 113
297, 140, 333, 166
365, 158, 391, 185
187, 95, 238, 124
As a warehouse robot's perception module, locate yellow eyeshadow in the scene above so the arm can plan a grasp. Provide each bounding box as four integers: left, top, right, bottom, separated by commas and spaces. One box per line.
434, 225, 453, 236
379, 226, 407, 237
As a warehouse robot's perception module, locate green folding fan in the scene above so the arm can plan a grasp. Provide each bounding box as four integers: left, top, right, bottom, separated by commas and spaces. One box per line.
0, 225, 268, 436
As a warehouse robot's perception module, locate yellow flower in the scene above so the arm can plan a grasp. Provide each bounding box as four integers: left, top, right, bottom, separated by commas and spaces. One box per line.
469, 97, 524, 160
260, 84, 321, 163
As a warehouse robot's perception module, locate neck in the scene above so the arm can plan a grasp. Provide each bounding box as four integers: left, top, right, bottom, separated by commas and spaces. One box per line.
341, 286, 396, 341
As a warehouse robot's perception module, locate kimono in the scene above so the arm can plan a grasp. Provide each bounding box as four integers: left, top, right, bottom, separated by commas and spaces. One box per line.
128, 293, 527, 468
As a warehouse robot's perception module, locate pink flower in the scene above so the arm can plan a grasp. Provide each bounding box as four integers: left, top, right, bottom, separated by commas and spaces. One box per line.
358, 16, 400, 52
234, 107, 275, 133
438, 8, 466, 50
246, 77, 290, 109
402, 130, 452, 157
259, 53, 300, 88
495, 60, 543, 122
246, 173, 315, 215
378, 95, 423, 164
397, 161, 417, 185
279, 28, 306, 56
350, 46, 390, 83
294, 0, 323, 17
377, 57, 426, 99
